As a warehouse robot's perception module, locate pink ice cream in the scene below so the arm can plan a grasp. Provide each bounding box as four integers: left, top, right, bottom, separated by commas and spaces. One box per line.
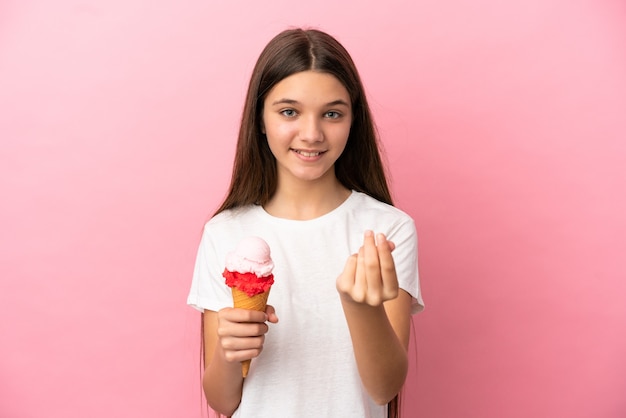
222, 236, 274, 297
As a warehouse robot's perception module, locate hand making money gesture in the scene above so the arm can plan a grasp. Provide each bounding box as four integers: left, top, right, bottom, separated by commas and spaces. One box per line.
336, 230, 399, 307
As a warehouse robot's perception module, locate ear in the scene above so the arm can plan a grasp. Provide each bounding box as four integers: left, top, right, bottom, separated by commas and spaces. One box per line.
260, 120, 266, 134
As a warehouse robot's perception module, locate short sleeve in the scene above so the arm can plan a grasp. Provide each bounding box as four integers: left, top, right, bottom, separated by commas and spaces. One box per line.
387, 218, 424, 314
186, 225, 232, 312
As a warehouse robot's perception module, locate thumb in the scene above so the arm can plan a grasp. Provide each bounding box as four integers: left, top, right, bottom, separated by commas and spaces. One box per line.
265, 304, 279, 323
336, 253, 358, 293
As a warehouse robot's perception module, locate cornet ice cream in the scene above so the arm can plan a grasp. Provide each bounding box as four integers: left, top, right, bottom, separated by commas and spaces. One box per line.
222, 236, 275, 377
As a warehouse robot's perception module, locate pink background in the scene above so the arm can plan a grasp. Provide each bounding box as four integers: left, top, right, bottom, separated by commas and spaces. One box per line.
1, 1, 625, 417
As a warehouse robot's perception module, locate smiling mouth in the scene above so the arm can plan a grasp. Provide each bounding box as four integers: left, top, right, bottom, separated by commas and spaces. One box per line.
293, 149, 325, 157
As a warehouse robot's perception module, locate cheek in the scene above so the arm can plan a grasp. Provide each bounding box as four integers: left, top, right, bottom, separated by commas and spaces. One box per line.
331, 124, 351, 147
264, 125, 291, 155
266, 121, 295, 142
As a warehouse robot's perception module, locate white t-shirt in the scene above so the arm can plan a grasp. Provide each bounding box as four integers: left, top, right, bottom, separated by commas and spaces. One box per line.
188, 191, 423, 418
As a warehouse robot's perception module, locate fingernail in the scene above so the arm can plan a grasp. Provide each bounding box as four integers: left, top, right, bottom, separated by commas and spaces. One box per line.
365, 230, 374, 237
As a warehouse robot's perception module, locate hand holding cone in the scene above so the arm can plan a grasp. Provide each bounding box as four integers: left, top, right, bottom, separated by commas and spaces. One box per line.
222, 236, 275, 377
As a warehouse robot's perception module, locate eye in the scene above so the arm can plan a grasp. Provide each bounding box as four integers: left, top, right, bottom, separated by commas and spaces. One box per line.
280, 109, 297, 117
324, 111, 341, 119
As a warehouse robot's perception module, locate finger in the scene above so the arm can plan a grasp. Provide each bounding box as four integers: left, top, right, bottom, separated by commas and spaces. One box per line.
363, 230, 381, 280
336, 253, 358, 294
217, 308, 270, 337
376, 233, 399, 300
352, 246, 367, 303
217, 320, 269, 338
220, 337, 266, 363
362, 230, 384, 305
265, 305, 279, 323
220, 334, 265, 351
223, 307, 268, 323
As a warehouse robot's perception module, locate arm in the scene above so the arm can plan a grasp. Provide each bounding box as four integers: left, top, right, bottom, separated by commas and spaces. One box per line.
336, 231, 413, 405
202, 307, 278, 416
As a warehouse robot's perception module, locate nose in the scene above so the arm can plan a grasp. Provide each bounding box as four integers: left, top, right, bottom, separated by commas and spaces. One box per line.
299, 115, 323, 143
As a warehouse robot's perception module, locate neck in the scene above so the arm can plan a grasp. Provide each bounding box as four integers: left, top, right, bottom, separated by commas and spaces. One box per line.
264, 175, 351, 220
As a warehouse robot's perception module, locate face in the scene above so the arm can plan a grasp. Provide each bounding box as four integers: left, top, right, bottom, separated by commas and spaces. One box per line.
262, 71, 352, 187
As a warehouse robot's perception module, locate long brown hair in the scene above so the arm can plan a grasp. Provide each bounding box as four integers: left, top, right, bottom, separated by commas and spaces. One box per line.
214, 28, 393, 215
207, 28, 401, 417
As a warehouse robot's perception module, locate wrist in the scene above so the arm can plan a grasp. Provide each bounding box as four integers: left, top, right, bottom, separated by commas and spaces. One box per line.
340, 296, 387, 318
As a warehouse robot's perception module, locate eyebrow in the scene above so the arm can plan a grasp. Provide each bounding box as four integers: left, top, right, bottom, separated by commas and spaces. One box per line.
271, 98, 350, 107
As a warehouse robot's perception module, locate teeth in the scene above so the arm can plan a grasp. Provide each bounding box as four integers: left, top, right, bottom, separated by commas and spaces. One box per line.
297, 150, 322, 157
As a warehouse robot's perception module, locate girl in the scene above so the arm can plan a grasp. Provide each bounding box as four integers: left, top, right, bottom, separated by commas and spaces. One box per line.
188, 28, 423, 418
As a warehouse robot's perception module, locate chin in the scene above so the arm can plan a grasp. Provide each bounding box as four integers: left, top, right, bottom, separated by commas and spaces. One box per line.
295, 170, 334, 183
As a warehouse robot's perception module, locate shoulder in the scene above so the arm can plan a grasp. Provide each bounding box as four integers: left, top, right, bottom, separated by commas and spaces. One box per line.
205, 205, 258, 227
201, 205, 262, 238
348, 191, 415, 228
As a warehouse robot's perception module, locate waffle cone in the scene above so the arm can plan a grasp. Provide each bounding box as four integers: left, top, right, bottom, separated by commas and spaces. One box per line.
231, 287, 271, 377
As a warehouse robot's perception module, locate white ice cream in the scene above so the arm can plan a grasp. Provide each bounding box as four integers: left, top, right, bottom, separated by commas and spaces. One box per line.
224, 236, 274, 277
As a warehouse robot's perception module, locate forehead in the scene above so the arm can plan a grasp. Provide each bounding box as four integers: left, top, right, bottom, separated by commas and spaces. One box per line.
264, 71, 350, 104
